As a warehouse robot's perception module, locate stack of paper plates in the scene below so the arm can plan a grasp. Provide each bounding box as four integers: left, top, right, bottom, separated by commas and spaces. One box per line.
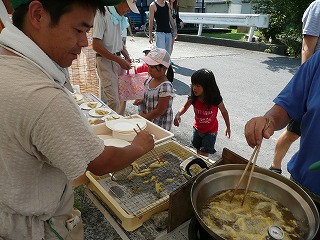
105, 118, 147, 133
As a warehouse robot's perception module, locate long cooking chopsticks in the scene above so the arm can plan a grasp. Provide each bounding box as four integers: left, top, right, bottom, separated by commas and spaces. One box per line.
230, 144, 261, 206
230, 117, 271, 206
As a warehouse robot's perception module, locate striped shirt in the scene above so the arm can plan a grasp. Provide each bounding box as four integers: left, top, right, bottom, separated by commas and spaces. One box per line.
142, 77, 174, 131
302, 0, 320, 52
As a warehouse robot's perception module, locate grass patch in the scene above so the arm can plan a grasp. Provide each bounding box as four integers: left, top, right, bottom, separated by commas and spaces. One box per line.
201, 32, 245, 40
192, 29, 262, 41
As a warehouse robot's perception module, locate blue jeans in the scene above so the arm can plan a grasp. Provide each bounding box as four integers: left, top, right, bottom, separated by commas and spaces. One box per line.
191, 127, 217, 154
155, 32, 172, 54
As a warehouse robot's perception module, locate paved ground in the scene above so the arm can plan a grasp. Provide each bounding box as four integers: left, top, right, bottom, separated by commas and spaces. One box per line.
124, 36, 301, 178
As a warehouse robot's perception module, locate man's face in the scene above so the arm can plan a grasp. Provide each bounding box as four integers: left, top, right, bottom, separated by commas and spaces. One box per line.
37, 5, 95, 68
115, 1, 131, 16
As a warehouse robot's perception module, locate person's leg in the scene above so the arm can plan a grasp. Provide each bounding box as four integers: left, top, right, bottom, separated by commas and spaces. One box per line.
199, 132, 217, 157
116, 66, 127, 115
96, 57, 121, 113
272, 120, 301, 172
191, 127, 202, 152
164, 33, 173, 56
155, 32, 166, 50
170, 30, 175, 55
197, 150, 209, 157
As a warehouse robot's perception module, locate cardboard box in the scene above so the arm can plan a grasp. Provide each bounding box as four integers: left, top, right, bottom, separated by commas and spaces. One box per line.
92, 114, 174, 144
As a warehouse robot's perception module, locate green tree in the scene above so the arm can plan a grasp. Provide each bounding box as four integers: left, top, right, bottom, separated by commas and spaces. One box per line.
251, 0, 313, 56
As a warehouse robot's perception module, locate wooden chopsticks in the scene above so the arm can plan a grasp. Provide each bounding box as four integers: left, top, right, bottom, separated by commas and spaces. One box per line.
230, 144, 261, 206
134, 124, 162, 163
230, 117, 271, 206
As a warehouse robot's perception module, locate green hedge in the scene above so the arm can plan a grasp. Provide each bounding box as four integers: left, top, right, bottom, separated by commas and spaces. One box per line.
251, 0, 313, 56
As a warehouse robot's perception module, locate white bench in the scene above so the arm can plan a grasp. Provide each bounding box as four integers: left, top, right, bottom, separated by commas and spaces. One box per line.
179, 12, 270, 42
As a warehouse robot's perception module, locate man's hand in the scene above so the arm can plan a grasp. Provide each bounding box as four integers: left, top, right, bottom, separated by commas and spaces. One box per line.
118, 58, 131, 70
244, 117, 274, 147
131, 129, 155, 155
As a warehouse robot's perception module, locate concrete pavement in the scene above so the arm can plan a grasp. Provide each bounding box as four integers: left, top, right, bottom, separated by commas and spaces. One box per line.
125, 36, 301, 178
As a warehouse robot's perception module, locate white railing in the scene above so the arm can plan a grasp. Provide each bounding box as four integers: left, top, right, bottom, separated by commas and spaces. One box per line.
179, 13, 269, 42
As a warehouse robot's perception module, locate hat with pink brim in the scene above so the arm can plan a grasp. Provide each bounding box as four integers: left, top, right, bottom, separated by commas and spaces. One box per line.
141, 48, 171, 68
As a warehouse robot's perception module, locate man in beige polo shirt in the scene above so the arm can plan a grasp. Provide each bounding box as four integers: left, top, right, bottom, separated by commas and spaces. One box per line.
0, 0, 154, 239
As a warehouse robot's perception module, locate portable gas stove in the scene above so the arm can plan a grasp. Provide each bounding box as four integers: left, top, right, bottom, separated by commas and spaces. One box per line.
155, 217, 216, 240
188, 217, 215, 240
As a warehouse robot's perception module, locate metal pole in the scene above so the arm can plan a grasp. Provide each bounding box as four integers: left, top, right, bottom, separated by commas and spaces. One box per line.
198, 23, 203, 36
248, 26, 255, 42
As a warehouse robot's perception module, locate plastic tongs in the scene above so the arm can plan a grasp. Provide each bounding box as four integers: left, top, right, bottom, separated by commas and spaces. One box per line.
110, 165, 133, 181
309, 161, 320, 171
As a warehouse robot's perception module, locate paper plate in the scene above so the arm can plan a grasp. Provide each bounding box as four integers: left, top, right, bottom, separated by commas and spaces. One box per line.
103, 138, 131, 148
97, 135, 114, 140
105, 118, 146, 133
88, 107, 111, 118
133, 118, 147, 130
80, 102, 103, 110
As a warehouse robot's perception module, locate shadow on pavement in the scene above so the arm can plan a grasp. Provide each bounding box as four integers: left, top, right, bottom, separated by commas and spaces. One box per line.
173, 78, 190, 96
171, 63, 193, 95
262, 56, 300, 75
172, 63, 195, 77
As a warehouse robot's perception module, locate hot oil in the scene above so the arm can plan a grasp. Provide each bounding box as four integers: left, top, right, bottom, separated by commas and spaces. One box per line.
200, 189, 304, 240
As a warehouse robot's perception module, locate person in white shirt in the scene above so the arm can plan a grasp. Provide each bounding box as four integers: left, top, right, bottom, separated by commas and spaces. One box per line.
92, 0, 139, 115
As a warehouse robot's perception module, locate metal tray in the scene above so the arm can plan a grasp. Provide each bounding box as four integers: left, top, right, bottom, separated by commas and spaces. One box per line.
86, 140, 212, 231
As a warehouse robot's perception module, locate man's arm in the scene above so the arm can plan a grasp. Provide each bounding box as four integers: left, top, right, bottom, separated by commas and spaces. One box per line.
73, 129, 154, 186
148, 3, 156, 43
92, 37, 131, 70
121, 42, 131, 62
127, 23, 134, 38
87, 129, 154, 176
301, 35, 319, 64
245, 105, 290, 147
176, 6, 184, 29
